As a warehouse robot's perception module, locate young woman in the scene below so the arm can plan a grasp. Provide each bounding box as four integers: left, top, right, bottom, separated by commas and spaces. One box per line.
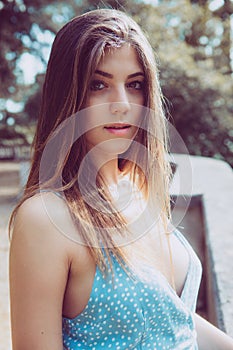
9, 9, 233, 350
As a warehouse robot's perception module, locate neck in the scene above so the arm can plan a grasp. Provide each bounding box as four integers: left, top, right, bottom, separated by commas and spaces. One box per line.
98, 159, 121, 187
87, 149, 122, 189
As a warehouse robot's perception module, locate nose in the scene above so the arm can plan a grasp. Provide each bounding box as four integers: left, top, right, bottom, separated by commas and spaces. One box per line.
109, 87, 131, 116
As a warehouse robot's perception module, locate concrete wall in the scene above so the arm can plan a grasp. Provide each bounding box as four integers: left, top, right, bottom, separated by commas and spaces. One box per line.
170, 154, 233, 337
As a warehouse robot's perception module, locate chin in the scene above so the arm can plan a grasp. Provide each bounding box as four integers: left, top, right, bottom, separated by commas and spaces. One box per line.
96, 138, 133, 156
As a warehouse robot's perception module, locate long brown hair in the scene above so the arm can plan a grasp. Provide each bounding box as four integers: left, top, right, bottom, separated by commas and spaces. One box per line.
10, 9, 172, 273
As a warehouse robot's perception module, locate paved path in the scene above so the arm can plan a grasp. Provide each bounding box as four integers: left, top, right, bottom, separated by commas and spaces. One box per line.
0, 198, 16, 350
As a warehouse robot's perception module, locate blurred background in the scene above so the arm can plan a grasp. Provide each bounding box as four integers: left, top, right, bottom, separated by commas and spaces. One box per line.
0, 0, 232, 167
0, 1, 233, 348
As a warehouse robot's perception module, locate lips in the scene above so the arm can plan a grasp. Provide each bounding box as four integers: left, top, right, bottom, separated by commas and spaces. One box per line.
104, 123, 131, 129
104, 123, 132, 135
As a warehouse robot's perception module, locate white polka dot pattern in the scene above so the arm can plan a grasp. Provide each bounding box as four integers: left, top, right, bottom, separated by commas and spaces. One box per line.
62, 230, 202, 349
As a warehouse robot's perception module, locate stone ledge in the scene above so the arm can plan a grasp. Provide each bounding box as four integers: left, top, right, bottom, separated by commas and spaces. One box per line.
171, 154, 233, 337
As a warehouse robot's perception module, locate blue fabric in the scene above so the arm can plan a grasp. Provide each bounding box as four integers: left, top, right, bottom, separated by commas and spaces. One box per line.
62, 230, 202, 349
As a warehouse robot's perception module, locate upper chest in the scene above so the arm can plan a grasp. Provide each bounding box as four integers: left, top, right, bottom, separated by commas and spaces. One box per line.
63, 230, 190, 319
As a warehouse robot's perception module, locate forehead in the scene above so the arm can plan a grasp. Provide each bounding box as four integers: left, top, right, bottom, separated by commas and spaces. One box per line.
97, 44, 143, 72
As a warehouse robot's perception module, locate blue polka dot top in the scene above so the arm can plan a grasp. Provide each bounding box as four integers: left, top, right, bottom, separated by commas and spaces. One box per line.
62, 230, 202, 349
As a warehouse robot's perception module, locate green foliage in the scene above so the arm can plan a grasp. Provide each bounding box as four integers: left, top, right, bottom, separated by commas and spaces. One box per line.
125, 0, 233, 167
0, 0, 232, 167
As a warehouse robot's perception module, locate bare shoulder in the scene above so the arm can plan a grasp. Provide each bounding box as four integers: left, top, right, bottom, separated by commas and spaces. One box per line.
12, 192, 83, 251
13, 192, 71, 232
11, 193, 68, 273
9, 192, 83, 349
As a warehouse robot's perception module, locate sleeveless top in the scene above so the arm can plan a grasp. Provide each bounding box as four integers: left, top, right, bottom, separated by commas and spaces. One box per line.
62, 229, 202, 350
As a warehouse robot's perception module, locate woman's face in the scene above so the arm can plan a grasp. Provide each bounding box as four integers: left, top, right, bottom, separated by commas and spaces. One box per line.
84, 44, 145, 156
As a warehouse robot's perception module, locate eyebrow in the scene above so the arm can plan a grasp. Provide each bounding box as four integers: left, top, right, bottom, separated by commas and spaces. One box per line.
95, 70, 144, 79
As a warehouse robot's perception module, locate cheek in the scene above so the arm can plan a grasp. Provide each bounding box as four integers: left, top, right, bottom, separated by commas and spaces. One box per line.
85, 91, 109, 111
132, 91, 145, 106
138, 94, 145, 105
85, 95, 97, 109
84, 128, 101, 148
132, 104, 144, 126
84, 105, 109, 131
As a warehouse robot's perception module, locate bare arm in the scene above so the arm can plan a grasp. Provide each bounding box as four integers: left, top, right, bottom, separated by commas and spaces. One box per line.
9, 194, 72, 350
194, 313, 233, 350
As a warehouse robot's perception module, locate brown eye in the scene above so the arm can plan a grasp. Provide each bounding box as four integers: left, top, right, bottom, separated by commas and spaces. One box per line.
127, 81, 144, 90
90, 80, 106, 91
